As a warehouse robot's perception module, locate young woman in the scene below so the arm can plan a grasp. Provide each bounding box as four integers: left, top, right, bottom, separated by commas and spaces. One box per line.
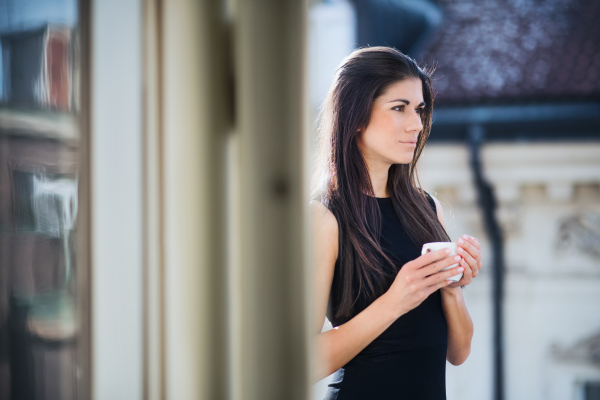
310, 47, 483, 399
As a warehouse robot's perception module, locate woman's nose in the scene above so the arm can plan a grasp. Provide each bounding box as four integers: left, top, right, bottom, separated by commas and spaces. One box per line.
406, 110, 423, 133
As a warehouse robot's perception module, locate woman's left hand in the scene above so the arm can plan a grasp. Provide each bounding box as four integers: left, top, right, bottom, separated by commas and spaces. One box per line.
446, 234, 482, 289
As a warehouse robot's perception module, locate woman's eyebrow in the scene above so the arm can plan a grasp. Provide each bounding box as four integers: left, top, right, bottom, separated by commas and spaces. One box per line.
387, 99, 426, 107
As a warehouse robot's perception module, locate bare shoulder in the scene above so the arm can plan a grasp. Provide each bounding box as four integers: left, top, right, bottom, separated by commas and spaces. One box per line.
309, 200, 339, 257
309, 199, 339, 335
310, 200, 338, 232
427, 193, 447, 229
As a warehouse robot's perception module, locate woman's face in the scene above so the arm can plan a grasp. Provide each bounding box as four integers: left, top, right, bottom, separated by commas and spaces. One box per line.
357, 78, 425, 166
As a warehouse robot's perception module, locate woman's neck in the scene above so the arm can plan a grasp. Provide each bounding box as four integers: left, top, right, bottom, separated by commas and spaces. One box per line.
366, 160, 391, 198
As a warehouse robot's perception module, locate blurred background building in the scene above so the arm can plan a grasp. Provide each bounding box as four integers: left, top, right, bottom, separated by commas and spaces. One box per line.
309, 0, 600, 400
1, 0, 80, 399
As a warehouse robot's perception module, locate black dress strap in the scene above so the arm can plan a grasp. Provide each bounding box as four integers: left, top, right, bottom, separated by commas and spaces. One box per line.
423, 190, 437, 214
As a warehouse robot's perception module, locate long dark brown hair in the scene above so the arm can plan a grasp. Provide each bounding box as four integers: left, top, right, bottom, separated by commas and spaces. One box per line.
311, 47, 450, 322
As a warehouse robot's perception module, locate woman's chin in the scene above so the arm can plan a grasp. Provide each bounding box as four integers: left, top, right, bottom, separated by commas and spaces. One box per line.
391, 155, 414, 165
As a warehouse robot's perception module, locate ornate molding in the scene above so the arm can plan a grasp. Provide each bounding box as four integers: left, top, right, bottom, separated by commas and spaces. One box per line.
556, 211, 600, 260
418, 142, 600, 205
552, 331, 600, 367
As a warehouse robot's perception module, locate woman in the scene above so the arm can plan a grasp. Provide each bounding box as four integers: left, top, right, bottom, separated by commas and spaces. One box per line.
310, 47, 483, 399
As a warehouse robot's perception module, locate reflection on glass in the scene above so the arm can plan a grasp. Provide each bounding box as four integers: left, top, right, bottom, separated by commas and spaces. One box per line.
0, 0, 81, 398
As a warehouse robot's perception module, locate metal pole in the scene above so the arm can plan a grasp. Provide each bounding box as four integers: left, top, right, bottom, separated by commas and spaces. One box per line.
468, 125, 505, 400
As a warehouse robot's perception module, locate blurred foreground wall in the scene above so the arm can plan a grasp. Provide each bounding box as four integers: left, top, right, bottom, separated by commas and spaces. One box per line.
98, 0, 311, 399
1, 0, 311, 399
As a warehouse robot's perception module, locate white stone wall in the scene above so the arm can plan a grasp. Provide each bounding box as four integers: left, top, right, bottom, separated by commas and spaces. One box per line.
418, 142, 600, 400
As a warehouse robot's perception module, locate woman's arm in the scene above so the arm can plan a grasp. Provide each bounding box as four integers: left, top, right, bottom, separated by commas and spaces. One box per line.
310, 200, 463, 381
430, 196, 479, 366
310, 200, 399, 382
440, 282, 473, 365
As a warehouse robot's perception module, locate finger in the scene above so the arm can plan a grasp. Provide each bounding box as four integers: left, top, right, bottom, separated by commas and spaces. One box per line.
412, 248, 453, 269
446, 280, 462, 288
456, 235, 481, 254
419, 255, 462, 278
422, 265, 464, 288
457, 236, 480, 261
461, 258, 474, 280
427, 278, 454, 295
457, 246, 478, 274
462, 258, 478, 278
452, 276, 472, 287
451, 262, 473, 286
461, 234, 481, 250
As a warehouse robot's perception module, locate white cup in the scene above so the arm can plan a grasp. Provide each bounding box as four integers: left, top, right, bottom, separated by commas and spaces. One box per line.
421, 242, 463, 282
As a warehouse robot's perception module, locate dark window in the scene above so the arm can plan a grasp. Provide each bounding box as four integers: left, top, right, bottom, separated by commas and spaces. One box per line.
585, 382, 600, 400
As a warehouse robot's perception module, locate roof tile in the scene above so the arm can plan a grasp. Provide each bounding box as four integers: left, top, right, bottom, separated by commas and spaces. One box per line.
422, 0, 600, 104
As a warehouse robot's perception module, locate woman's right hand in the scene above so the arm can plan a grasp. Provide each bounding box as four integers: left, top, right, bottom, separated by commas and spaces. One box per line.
383, 248, 464, 317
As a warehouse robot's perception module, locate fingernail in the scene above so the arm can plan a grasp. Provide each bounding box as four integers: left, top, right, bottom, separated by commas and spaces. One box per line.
457, 247, 463, 253
446, 280, 452, 285
454, 256, 461, 262
458, 238, 464, 244
458, 267, 464, 272
445, 248, 451, 254
463, 234, 469, 240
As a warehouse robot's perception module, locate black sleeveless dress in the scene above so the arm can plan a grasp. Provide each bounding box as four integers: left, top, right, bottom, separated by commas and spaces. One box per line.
324, 193, 448, 400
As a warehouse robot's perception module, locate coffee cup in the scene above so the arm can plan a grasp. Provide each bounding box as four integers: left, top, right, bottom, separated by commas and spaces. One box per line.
421, 242, 463, 282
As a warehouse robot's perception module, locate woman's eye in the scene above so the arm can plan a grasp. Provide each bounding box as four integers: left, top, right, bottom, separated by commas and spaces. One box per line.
416, 108, 424, 115
392, 105, 405, 112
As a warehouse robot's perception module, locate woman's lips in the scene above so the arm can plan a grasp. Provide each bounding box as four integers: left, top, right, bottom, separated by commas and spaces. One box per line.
399, 141, 417, 147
